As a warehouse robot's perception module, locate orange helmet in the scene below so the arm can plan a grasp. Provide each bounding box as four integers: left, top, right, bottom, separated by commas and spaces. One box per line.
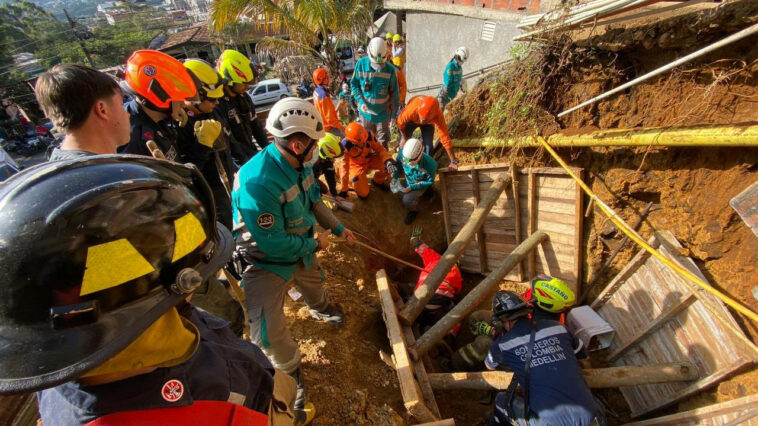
417, 96, 440, 123
312, 68, 329, 86
123, 50, 198, 110
344, 122, 368, 144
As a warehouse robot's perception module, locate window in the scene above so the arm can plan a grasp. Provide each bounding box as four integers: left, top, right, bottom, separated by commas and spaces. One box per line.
266, 84, 280, 92
481, 21, 496, 42
253, 86, 266, 95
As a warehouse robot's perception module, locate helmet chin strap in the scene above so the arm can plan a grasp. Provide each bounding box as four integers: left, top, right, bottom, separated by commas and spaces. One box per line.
281, 138, 316, 171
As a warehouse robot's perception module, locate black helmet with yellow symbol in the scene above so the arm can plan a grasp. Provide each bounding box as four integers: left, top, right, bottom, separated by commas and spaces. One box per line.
0, 155, 233, 394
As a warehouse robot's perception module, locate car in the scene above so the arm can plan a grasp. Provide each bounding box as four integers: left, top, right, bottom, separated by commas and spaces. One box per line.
248, 79, 293, 105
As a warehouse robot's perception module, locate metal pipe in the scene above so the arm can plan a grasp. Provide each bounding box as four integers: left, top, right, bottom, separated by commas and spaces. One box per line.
451, 123, 758, 148
558, 22, 758, 117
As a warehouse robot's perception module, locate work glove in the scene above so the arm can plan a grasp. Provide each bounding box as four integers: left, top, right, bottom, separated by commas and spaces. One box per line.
385, 159, 398, 176
172, 107, 189, 127
473, 321, 494, 337
194, 119, 222, 148
359, 103, 376, 116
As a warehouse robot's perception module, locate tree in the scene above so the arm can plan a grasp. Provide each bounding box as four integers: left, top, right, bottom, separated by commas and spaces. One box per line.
210, 0, 377, 85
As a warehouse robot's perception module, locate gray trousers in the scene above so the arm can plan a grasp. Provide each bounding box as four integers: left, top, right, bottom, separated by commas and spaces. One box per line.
243, 258, 329, 374
359, 116, 391, 149
402, 187, 429, 211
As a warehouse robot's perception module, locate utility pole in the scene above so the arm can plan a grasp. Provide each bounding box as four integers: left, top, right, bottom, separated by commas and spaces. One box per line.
64, 9, 95, 67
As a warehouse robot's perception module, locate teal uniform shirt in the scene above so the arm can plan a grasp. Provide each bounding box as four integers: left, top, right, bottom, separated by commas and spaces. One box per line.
232, 143, 345, 280
350, 57, 400, 124
397, 151, 438, 190
442, 60, 463, 101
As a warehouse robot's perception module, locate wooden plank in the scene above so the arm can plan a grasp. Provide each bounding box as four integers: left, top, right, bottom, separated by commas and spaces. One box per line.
439, 162, 510, 173
537, 175, 578, 190
574, 169, 583, 294
535, 210, 576, 225
472, 169, 488, 273
376, 270, 438, 423
403, 326, 441, 419
527, 171, 536, 278
439, 173, 452, 245
591, 236, 660, 309
512, 166, 525, 280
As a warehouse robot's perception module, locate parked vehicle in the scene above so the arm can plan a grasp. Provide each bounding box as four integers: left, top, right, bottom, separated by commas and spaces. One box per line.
296, 79, 314, 99
247, 79, 293, 105
335, 40, 356, 74
0, 146, 21, 181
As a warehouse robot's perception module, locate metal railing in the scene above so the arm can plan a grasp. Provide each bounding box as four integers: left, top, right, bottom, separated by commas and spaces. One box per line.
407, 59, 513, 94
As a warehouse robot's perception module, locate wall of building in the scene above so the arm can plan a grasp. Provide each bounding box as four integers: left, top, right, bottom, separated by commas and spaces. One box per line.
405, 12, 522, 97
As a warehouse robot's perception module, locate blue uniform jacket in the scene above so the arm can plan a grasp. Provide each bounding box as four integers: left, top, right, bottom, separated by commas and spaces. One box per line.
120, 100, 180, 161
350, 57, 399, 123
232, 144, 344, 280
397, 151, 438, 191
37, 306, 274, 426
442, 60, 463, 101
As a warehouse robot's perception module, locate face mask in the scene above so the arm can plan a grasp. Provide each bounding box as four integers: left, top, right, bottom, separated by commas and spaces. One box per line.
303, 151, 318, 168
370, 61, 382, 71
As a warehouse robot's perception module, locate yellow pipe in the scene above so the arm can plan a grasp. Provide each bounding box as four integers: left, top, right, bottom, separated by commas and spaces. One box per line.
452, 123, 758, 148
535, 136, 758, 328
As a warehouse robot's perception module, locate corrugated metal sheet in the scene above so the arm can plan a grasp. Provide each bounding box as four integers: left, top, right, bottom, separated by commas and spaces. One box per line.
730, 180, 758, 238
440, 163, 583, 292
592, 231, 757, 417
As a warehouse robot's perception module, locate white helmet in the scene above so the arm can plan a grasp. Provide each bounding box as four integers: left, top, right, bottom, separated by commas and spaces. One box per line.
266, 97, 325, 141
454, 46, 469, 63
367, 37, 388, 65
403, 138, 424, 165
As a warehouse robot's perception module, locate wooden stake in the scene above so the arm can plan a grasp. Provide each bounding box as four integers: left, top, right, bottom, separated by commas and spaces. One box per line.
409, 231, 548, 360
428, 362, 698, 390
376, 270, 438, 423
333, 238, 423, 272
511, 166, 525, 280
399, 173, 512, 325
472, 169, 488, 273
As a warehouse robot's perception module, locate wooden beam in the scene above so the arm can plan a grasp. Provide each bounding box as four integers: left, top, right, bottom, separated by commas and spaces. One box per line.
625, 394, 758, 425
403, 326, 441, 419
527, 171, 537, 278
590, 235, 660, 309
472, 169, 488, 273
415, 419, 456, 426
410, 231, 548, 360
399, 173, 512, 325
574, 169, 584, 294
439, 173, 452, 245
606, 293, 696, 362
428, 362, 698, 391
511, 166, 525, 280
376, 269, 438, 423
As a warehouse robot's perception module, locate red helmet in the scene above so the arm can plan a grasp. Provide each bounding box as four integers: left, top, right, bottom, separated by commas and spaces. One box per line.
312, 68, 329, 86
123, 50, 198, 110
345, 122, 368, 144
417, 96, 440, 123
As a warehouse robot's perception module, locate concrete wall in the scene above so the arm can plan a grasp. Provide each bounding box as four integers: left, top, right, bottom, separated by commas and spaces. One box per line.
405, 12, 522, 97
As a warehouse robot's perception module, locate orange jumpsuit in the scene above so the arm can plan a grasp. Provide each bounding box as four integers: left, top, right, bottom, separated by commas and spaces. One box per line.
339, 133, 392, 198
396, 68, 407, 106
313, 86, 344, 133
397, 95, 452, 152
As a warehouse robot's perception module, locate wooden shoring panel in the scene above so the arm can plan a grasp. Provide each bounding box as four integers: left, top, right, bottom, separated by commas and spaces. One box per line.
626, 393, 758, 426
440, 162, 583, 292
594, 231, 756, 417
376, 270, 438, 423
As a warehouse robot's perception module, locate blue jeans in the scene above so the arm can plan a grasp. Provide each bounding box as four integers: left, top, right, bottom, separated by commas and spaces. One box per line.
492, 393, 606, 426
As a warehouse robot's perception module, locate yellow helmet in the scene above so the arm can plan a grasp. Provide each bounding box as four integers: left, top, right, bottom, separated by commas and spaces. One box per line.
216, 49, 256, 86
184, 59, 223, 99
318, 132, 343, 160
385, 32, 393, 40
531, 274, 575, 313
392, 34, 402, 43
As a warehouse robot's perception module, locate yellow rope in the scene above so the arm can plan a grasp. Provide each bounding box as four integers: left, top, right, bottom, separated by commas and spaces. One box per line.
536, 136, 758, 324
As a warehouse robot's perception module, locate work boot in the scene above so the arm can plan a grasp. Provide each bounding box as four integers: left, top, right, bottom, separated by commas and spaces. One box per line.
291, 367, 316, 425
404, 211, 418, 225
308, 303, 344, 325
372, 180, 391, 192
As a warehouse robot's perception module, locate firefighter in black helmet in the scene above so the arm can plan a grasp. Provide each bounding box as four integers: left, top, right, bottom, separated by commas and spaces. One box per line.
0, 156, 297, 425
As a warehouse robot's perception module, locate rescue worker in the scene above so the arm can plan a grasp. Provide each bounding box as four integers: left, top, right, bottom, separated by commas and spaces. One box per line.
337, 82, 356, 122
395, 138, 438, 224
311, 67, 344, 137
350, 37, 400, 149
34, 63, 131, 160
391, 34, 406, 71
384, 32, 394, 63
397, 95, 458, 169
216, 49, 260, 165
177, 59, 232, 229
232, 97, 356, 424
485, 278, 606, 426
391, 61, 407, 109
339, 121, 398, 199
438, 46, 469, 110
0, 156, 297, 425
119, 50, 198, 161
313, 132, 344, 199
